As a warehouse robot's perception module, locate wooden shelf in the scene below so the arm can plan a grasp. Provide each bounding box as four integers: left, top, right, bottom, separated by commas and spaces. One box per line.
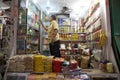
27, 25, 40, 31
83, 3, 100, 26
86, 16, 101, 29
86, 25, 102, 36
59, 32, 86, 34
27, 41, 38, 45
89, 3, 100, 18
86, 40, 99, 43
60, 49, 79, 51
92, 25, 102, 34
61, 54, 80, 56
59, 25, 70, 27
60, 40, 86, 43
43, 50, 49, 52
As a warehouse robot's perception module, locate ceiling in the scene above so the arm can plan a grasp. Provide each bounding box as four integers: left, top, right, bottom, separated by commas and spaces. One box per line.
31, 0, 92, 19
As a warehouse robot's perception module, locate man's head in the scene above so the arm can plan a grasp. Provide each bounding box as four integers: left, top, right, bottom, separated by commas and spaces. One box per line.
49, 15, 56, 22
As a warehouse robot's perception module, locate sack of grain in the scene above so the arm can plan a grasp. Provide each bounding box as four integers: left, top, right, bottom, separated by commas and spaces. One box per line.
80, 55, 90, 69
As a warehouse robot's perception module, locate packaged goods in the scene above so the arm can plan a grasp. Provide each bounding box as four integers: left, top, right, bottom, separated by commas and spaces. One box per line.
70, 60, 78, 70
27, 74, 36, 80
34, 55, 46, 72
44, 57, 53, 72
52, 58, 64, 73
106, 62, 114, 73
35, 75, 43, 80
99, 60, 108, 72
8, 55, 34, 72
44, 73, 57, 80
80, 55, 90, 69
24, 55, 34, 72
56, 74, 64, 80
28, 73, 56, 80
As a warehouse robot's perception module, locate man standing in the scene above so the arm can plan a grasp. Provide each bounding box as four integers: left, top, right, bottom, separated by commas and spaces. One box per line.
40, 15, 61, 57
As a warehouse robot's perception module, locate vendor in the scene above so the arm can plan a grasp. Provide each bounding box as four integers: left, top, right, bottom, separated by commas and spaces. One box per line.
39, 15, 61, 57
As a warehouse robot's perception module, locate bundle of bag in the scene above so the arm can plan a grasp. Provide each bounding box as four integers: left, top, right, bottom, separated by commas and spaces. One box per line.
44, 56, 53, 72
8, 55, 34, 72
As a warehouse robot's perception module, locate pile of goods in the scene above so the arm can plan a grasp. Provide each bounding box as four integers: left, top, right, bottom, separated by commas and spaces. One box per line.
8, 55, 79, 73
34, 55, 46, 72
80, 55, 90, 69
8, 55, 33, 72
27, 73, 90, 80
27, 73, 57, 80
44, 56, 53, 72
34, 55, 53, 72
70, 59, 78, 70
60, 33, 85, 41
99, 60, 114, 73
52, 58, 64, 73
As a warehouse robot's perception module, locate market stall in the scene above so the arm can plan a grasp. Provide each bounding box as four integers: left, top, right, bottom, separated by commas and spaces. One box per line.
2, 0, 120, 80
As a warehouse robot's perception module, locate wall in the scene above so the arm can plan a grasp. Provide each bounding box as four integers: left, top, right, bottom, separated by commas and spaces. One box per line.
109, 0, 120, 72
100, 0, 119, 73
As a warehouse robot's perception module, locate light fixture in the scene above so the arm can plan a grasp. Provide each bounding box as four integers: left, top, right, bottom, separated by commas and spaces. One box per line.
26, 0, 29, 8
33, 0, 37, 4
47, 0, 50, 5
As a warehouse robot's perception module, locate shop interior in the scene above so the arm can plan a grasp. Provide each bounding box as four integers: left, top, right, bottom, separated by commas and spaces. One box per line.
0, 0, 120, 80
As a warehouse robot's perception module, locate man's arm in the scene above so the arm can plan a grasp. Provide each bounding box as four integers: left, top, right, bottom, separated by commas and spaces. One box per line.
39, 20, 48, 31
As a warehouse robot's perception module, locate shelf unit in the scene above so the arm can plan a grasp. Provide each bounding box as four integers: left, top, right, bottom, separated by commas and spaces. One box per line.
16, 0, 27, 54
16, 0, 41, 54
83, 3, 100, 26
83, 1, 101, 49
0, 0, 13, 79
55, 14, 86, 57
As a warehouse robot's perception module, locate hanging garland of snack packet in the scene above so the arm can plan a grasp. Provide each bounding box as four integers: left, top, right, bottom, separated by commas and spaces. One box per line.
99, 30, 107, 47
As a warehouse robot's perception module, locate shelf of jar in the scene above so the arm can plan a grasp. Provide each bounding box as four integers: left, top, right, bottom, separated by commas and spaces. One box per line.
60, 48, 79, 51
86, 16, 101, 30
61, 54, 81, 56
59, 32, 86, 34
27, 41, 38, 45
60, 40, 86, 43
27, 24, 40, 31
86, 40, 99, 44
59, 25, 70, 27
17, 35, 26, 39
86, 26, 102, 36
83, 3, 100, 25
